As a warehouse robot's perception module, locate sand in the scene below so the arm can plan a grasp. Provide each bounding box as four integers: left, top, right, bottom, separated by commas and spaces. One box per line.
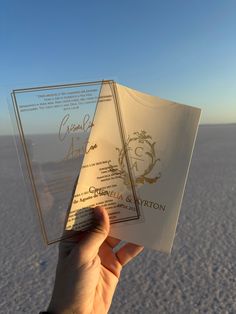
0, 124, 236, 313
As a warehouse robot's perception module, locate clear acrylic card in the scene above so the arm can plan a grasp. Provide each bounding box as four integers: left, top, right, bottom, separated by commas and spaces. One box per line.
11, 81, 140, 244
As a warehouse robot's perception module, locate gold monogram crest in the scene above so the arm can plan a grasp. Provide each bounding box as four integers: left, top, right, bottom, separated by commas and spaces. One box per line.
115, 130, 161, 187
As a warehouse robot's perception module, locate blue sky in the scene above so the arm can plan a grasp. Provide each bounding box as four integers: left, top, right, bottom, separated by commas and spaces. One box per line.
1, 0, 236, 134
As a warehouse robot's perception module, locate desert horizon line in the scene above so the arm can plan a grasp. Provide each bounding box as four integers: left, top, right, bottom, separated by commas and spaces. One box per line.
1, 122, 236, 137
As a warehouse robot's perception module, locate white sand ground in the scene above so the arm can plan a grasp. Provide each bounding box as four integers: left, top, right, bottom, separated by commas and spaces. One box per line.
0, 124, 236, 314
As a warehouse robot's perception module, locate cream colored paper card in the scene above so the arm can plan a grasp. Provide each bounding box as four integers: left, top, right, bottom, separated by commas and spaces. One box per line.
67, 82, 201, 253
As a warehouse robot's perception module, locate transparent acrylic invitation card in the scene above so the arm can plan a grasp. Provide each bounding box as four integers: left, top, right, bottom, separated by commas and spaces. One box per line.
12, 81, 140, 244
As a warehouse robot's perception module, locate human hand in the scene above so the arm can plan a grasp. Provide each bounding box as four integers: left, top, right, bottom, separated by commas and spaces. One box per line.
47, 207, 143, 314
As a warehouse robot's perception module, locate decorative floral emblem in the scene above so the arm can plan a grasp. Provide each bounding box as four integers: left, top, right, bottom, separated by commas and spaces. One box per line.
114, 130, 161, 187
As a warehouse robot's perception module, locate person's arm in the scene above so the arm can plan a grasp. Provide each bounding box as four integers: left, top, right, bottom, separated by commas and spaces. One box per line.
46, 206, 143, 314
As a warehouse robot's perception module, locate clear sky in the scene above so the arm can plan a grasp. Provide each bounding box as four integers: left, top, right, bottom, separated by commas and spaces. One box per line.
1, 0, 236, 134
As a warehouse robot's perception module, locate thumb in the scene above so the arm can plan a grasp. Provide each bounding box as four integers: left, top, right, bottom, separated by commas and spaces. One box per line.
72, 206, 110, 264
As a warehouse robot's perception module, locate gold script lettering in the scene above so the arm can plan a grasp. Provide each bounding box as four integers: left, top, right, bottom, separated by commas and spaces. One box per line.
59, 113, 93, 142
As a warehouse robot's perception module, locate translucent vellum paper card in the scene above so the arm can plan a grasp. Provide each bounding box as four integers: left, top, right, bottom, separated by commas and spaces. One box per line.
11, 81, 140, 244
65, 81, 141, 231
109, 83, 201, 252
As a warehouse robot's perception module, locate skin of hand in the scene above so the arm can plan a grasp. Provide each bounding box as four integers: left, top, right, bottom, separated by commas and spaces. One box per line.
47, 206, 144, 314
